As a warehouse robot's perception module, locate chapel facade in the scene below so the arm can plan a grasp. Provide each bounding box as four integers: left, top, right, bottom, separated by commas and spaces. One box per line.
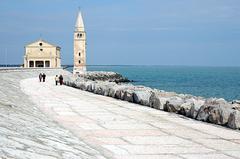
23, 39, 61, 68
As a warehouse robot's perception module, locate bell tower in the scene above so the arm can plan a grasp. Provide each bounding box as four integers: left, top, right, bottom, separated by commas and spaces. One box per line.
73, 11, 86, 74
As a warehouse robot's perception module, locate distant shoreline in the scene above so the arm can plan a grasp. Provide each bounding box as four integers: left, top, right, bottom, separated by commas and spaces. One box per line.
2, 64, 240, 68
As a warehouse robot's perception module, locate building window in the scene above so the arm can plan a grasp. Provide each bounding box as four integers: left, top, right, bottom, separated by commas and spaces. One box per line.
39, 43, 42, 46
79, 60, 81, 64
45, 61, 50, 67
40, 49, 43, 51
77, 33, 83, 38
35, 61, 44, 67
29, 61, 34, 67
79, 52, 81, 56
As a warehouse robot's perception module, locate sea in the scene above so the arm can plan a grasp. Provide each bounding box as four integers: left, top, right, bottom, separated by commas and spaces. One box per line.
66, 65, 240, 101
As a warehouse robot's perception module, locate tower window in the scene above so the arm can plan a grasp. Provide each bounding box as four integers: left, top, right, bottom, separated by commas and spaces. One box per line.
79, 60, 81, 64
39, 43, 42, 46
40, 49, 43, 51
79, 52, 81, 56
77, 33, 83, 38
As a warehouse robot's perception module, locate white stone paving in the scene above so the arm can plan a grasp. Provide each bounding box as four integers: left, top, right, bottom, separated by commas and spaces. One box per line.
0, 70, 105, 159
21, 77, 240, 159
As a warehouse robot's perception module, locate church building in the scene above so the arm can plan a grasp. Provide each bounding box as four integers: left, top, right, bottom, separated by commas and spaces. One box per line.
23, 39, 61, 68
23, 10, 86, 71
73, 11, 87, 74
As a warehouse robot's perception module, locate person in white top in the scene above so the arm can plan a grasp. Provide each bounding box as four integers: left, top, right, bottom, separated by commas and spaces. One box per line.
55, 75, 59, 85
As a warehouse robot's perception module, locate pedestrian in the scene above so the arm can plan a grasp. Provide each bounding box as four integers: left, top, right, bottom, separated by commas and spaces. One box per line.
59, 75, 63, 85
55, 75, 59, 85
42, 73, 46, 82
39, 73, 42, 82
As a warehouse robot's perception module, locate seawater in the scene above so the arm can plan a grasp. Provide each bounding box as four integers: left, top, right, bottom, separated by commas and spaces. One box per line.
66, 65, 240, 101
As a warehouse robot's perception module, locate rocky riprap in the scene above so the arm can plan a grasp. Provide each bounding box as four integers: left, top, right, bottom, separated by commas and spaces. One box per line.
0, 69, 104, 159
64, 75, 240, 130
77, 71, 131, 83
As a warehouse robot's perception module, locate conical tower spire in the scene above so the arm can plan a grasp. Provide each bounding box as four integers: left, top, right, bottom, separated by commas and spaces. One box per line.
75, 11, 85, 31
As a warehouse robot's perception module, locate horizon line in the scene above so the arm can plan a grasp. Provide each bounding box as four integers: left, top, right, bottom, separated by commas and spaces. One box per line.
1, 64, 240, 68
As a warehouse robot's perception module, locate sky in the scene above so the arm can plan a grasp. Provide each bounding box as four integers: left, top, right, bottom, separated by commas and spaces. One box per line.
0, 0, 240, 66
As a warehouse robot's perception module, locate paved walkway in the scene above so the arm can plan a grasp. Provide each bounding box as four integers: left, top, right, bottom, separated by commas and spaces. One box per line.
0, 70, 104, 159
21, 77, 240, 159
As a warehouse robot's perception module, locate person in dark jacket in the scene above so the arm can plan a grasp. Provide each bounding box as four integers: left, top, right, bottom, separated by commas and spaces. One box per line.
59, 75, 63, 85
42, 73, 46, 82
39, 73, 43, 82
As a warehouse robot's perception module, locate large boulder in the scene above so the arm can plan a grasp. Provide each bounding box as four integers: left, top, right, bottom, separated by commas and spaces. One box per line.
93, 84, 104, 95
149, 90, 176, 110
86, 82, 96, 92
123, 89, 134, 102
232, 103, 240, 111
115, 89, 125, 100
188, 99, 205, 118
115, 89, 122, 99
206, 98, 230, 107
227, 110, 240, 129
114, 85, 133, 99
103, 84, 115, 96
71, 81, 77, 88
99, 85, 108, 96
196, 105, 210, 121
196, 98, 232, 123
113, 85, 122, 99
63, 75, 75, 86
163, 96, 185, 113
74, 82, 81, 88
208, 105, 233, 125
133, 91, 152, 106
149, 91, 166, 110
96, 84, 111, 96
120, 90, 126, 100
88, 82, 115, 96
108, 85, 119, 97
76, 82, 87, 91
179, 102, 193, 116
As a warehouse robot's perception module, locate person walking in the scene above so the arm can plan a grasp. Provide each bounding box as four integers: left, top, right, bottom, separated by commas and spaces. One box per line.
42, 73, 46, 82
59, 75, 63, 85
55, 75, 59, 85
39, 73, 43, 82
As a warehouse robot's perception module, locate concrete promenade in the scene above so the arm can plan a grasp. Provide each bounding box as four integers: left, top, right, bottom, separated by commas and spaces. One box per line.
0, 70, 104, 159
21, 77, 240, 159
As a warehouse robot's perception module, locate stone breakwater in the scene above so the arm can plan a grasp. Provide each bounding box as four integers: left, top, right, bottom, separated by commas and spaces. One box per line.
79, 71, 131, 83
64, 74, 240, 130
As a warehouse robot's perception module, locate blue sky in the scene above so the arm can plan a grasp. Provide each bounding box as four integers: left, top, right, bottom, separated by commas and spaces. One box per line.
0, 0, 240, 66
